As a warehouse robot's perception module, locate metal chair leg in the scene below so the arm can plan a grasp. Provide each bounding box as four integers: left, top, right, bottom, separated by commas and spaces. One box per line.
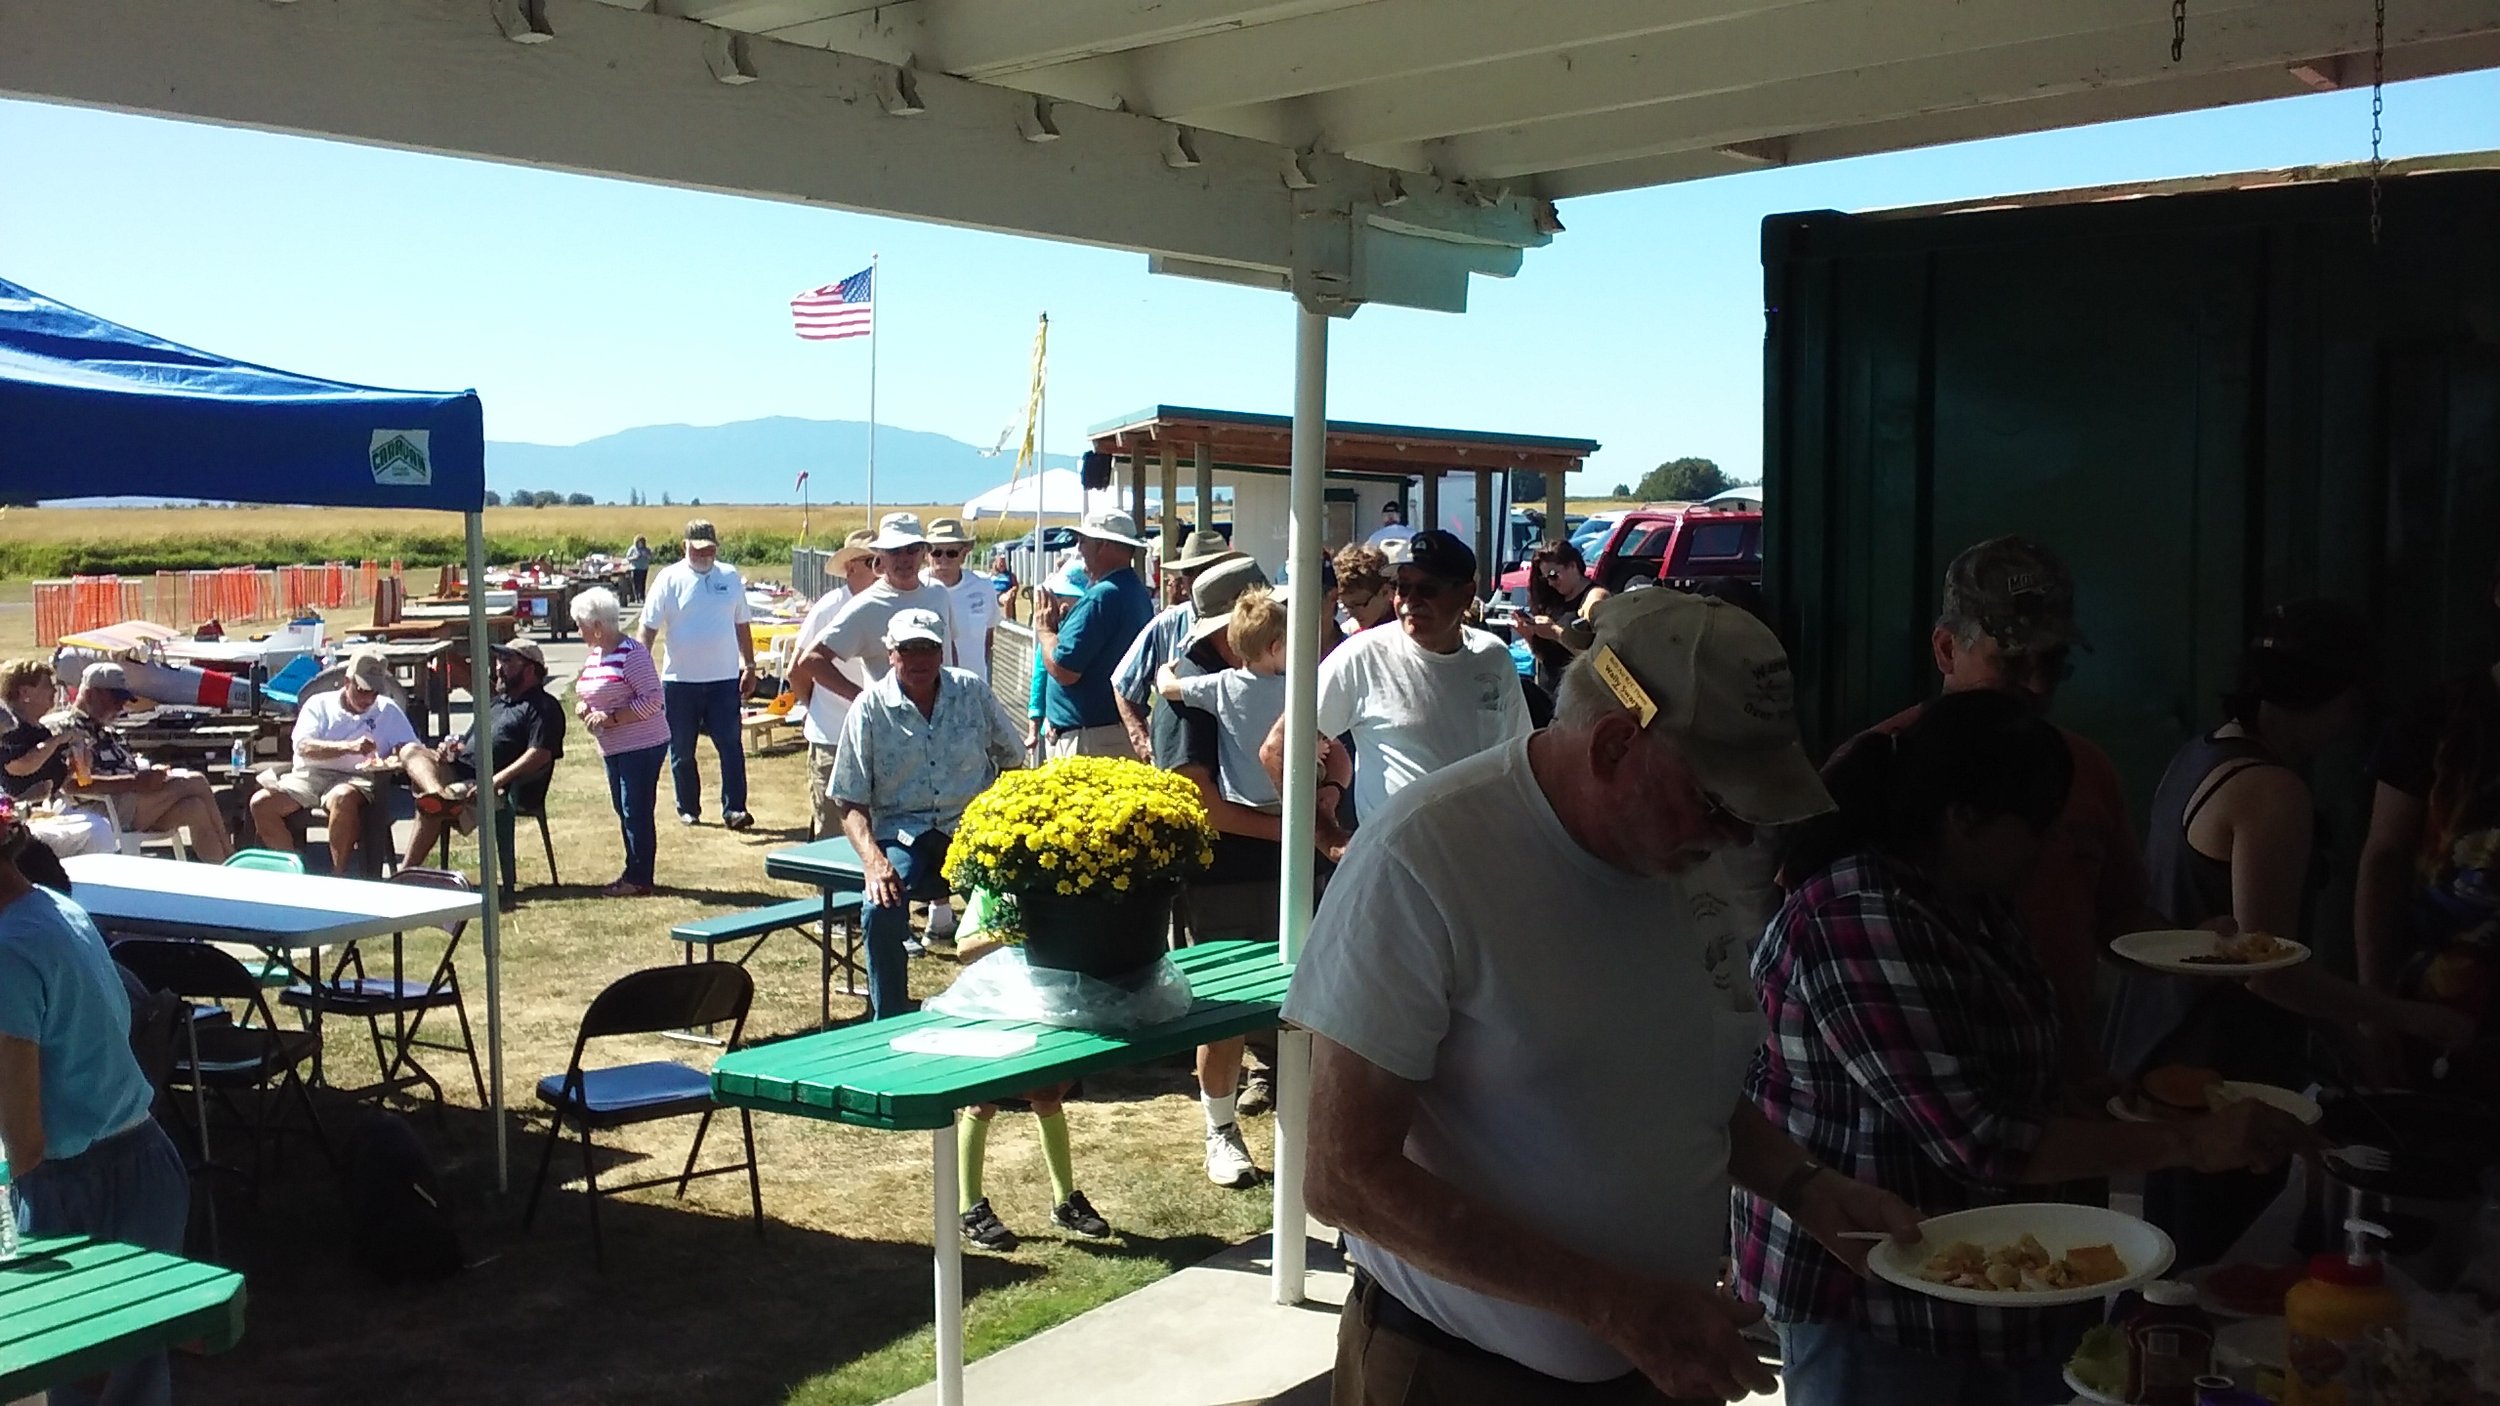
740, 1110, 763, 1238
537, 812, 559, 885
675, 1108, 717, 1198
579, 1123, 606, 1272
522, 1115, 565, 1230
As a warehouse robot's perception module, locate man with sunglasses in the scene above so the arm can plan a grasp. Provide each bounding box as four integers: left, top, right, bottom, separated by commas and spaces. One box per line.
1292, 589, 1920, 1404
1260, 529, 1528, 826
919, 518, 999, 685
1110, 528, 1247, 762
1852, 535, 2167, 1081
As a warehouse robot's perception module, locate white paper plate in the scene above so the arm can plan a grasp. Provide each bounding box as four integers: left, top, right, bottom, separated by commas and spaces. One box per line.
2107, 1083, 2322, 1127
1868, 1202, 2174, 1308
887, 1028, 1038, 1058
2110, 929, 2310, 977
2060, 1365, 2129, 1405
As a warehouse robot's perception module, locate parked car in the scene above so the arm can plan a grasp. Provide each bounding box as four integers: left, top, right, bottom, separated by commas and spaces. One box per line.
1496, 507, 1762, 604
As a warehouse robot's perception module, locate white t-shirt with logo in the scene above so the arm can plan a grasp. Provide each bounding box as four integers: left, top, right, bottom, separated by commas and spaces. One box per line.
290, 690, 421, 771
1283, 737, 1765, 1381
930, 571, 1002, 683
794, 584, 870, 748
640, 559, 753, 683
1314, 622, 1530, 821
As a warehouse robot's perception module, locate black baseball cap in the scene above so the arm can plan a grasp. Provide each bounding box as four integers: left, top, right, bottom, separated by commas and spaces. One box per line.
1405, 529, 1477, 585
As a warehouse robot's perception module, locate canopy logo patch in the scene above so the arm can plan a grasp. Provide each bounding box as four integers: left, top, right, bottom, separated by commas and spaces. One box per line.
370, 430, 433, 486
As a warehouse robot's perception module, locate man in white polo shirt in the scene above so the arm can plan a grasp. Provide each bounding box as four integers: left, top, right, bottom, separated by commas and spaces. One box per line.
921, 517, 999, 685
1291, 589, 1921, 1404
637, 517, 758, 830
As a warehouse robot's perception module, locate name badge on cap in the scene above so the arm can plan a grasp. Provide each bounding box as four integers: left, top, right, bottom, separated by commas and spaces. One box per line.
1590, 645, 1658, 728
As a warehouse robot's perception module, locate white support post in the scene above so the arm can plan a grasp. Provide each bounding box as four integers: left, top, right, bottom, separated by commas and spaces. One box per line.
1272, 303, 1328, 1306
463, 512, 508, 1191
934, 1120, 965, 1406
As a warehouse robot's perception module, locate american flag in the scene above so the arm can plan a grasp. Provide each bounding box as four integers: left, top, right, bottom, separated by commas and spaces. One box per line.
791, 267, 874, 340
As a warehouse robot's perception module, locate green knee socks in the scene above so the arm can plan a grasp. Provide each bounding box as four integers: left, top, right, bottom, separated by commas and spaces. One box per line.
1037, 1111, 1076, 1204
958, 1113, 991, 1213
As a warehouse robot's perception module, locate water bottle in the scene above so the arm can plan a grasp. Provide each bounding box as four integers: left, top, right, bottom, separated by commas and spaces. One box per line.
230, 736, 251, 774
0, 1137, 19, 1262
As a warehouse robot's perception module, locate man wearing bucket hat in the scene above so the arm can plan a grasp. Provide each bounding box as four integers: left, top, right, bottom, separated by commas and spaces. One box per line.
1035, 510, 1155, 758
827, 608, 1025, 1020
789, 528, 879, 839
1110, 528, 1248, 760
638, 517, 759, 830
400, 638, 566, 887
250, 647, 423, 874
919, 518, 1001, 686
1291, 589, 1922, 1404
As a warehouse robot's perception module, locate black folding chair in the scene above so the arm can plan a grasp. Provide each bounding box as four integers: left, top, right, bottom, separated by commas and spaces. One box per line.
112, 938, 336, 1201
522, 963, 762, 1270
280, 867, 485, 1108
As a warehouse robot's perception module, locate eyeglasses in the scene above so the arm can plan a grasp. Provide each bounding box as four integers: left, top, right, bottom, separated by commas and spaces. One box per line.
1393, 576, 1456, 602
929, 547, 966, 560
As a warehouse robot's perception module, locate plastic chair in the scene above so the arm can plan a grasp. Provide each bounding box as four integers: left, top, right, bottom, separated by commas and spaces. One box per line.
523, 963, 762, 1270
281, 867, 484, 1107
111, 938, 336, 1201
218, 850, 307, 991
226, 848, 306, 874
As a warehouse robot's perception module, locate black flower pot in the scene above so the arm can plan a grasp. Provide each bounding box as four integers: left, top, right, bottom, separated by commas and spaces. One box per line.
1013, 882, 1176, 984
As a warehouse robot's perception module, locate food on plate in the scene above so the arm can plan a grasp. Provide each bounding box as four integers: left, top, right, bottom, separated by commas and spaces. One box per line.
2142, 1065, 2226, 1115
2200, 1262, 2305, 1318
2183, 930, 2293, 966
2065, 1323, 2128, 1398
1917, 1233, 2129, 1293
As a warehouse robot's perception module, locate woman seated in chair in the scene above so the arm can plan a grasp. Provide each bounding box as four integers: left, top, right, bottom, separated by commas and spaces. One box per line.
0, 793, 191, 1406
402, 640, 565, 880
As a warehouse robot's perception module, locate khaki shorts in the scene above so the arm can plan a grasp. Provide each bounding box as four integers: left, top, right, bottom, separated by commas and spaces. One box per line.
808, 742, 841, 839
262, 767, 377, 811
1046, 724, 1129, 759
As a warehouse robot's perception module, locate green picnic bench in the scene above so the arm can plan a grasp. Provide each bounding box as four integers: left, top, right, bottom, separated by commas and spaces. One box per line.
670, 894, 864, 1029
0, 1236, 247, 1400
712, 939, 1292, 1405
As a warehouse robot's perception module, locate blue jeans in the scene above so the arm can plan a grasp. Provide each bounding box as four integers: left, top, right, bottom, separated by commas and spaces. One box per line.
865, 831, 952, 1020
1776, 1321, 2069, 1406
663, 678, 748, 819
12, 1120, 191, 1406
603, 742, 668, 886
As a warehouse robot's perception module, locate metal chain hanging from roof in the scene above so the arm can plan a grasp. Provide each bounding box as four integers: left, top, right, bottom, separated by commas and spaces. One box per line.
2172, 0, 2189, 61
2369, 0, 2388, 244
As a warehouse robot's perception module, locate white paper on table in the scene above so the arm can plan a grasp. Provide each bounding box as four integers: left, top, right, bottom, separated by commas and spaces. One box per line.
888, 1028, 1038, 1059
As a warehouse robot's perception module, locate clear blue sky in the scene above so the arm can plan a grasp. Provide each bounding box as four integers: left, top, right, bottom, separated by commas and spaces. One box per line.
2, 71, 2494, 490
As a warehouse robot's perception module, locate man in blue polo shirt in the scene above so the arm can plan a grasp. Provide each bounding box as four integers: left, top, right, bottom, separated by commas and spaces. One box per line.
1036, 511, 1154, 758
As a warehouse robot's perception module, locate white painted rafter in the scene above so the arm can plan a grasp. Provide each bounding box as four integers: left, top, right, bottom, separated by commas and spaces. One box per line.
755, 0, 1373, 84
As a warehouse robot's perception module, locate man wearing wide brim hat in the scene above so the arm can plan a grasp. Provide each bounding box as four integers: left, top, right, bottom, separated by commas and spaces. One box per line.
1035, 511, 1155, 758
802, 511, 969, 827
921, 516, 1001, 688
789, 527, 882, 838
1109, 527, 1252, 759
401, 638, 566, 890
1288, 588, 1921, 1403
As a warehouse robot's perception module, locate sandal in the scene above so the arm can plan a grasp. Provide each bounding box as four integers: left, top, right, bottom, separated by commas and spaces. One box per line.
415, 781, 477, 816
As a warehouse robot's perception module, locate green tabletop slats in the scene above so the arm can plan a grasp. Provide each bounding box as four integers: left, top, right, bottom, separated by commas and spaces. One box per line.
0, 1238, 246, 1399
762, 837, 867, 888
713, 941, 1292, 1131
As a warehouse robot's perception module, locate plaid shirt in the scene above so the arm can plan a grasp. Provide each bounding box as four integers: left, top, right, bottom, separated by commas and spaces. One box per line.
1729, 851, 2096, 1363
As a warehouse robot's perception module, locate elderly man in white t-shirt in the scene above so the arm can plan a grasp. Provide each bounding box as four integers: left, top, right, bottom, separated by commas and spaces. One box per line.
920, 517, 999, 685
637, 517, 759, 830
1259, 529, 1527, 824
1289, 590, 1923, 1405
789, 528, 877, 839
248, 648, 423, 875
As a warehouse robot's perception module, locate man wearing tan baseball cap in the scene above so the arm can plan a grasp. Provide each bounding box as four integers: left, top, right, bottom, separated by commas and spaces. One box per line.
1290, 589, 1918, 1404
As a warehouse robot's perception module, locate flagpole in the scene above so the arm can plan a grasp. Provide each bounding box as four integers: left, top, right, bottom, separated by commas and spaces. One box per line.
866, 251, 880, 525
1025, 312, 1049, 766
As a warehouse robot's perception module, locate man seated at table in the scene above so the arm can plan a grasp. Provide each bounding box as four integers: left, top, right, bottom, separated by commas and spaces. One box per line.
401, 639, 566, 888
249, 648, 420, 874
40, 662, 235, 863
826, 608, 1026, 1020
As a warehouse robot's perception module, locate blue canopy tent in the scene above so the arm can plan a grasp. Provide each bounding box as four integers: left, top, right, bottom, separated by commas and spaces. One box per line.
0, 275, 516, 1183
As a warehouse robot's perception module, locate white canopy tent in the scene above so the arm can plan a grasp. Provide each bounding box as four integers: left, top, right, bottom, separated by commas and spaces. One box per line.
10, 4, 2499, 1398
960, 467, 1154, 521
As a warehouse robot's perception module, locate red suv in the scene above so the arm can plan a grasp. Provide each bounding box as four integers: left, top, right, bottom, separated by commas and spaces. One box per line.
1499, 508, 1762, 603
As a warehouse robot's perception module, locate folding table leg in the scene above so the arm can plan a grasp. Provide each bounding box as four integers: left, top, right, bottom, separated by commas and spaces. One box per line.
933, 1121, 965, 1406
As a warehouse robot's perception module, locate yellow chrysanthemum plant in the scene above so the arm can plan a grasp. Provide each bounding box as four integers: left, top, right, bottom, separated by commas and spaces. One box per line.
943, 756, 1217, 977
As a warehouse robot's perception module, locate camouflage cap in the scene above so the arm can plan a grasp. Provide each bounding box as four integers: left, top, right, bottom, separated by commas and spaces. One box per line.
1940, 535, 2089, 655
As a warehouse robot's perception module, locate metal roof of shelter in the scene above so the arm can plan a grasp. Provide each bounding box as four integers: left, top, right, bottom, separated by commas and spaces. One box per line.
1088, 405, 1597, 479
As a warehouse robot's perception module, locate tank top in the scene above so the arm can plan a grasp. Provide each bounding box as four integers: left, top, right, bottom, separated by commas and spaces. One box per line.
2102, 729, 2313, 1081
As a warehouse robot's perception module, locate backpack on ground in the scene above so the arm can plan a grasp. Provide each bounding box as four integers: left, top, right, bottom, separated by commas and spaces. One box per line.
343, 1112, 466, 1282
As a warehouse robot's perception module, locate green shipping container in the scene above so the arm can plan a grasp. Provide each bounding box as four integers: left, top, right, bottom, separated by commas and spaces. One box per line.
1763, 158, 2500, 960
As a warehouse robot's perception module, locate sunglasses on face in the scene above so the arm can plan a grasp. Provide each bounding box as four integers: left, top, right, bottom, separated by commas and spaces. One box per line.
930, 547, 966, 560
1393, 576, 1455, 603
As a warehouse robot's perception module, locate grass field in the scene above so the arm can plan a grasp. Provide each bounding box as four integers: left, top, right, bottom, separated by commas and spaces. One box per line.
168, 701, 1274, 1406
0, 503, 970, 580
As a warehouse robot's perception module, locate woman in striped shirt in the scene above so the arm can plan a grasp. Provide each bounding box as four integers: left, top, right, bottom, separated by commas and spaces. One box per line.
571, 587, 671, 896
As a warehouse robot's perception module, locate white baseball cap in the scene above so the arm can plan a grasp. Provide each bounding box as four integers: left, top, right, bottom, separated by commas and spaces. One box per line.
883, 608, 949, 649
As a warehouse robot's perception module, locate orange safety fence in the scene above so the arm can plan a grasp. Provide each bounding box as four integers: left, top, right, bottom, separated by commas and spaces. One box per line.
32, 577, 149, 648
31, 561, 403, 646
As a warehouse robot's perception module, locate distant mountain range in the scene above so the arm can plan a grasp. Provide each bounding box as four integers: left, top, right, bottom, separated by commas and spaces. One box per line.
487, 417, 1075, 505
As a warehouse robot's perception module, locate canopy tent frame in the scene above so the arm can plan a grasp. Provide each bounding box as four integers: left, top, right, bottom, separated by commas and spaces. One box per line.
0, 276, 513, 1191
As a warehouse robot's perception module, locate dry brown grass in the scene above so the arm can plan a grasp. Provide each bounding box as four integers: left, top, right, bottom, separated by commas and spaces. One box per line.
171, 729, 1274, 1406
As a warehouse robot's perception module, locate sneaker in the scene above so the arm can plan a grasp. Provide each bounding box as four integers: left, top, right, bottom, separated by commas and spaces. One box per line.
1205, 1123, 1259, 1188
723, 811, 755, 832
902, 935, 927, 957
925, 902, 960, 939
960, 1197, 1017, 1251
1051, 1190, 1110, 1239
677, 812, 699, 826
1237, 1070, 1276, 1119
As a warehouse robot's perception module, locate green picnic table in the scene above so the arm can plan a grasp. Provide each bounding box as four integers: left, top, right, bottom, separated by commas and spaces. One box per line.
712, 938, 1292, 1406
763, 837, 871, 1024
0, 1237, 246, 1399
